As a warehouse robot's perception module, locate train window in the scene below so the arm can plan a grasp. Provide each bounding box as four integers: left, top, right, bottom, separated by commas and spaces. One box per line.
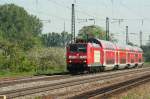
106, 59, 115, 64
131, 59, 134, 63
78, 47, 86, 52
135, 54, 138, 58
120, 58, 126, 64
139, 59, 142, 62
69, 44, 87, 53
70, 45, 77, 52
128, 53, 130, 59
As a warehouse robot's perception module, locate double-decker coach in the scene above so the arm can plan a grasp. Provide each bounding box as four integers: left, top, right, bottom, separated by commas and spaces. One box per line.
66, 38, 144, 73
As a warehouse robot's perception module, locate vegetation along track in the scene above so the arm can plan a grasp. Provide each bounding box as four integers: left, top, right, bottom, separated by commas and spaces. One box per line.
0, 67, 150, 98
71, 72, 150, 99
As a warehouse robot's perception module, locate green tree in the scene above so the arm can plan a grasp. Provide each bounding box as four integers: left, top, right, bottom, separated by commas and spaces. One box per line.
61, 31, 71, 46
42, 32, 71, 47
0, 4, 43, 73
141, 45, 150, 62
0, 4, 43, 50
142, 35, 150, 62
78, 25, 118, 42
78, 25, 106, 40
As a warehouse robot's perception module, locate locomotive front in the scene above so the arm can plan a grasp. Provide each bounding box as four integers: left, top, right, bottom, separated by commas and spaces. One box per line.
66, 43, 88, 73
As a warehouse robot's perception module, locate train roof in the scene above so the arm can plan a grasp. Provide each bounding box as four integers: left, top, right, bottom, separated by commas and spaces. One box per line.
115, 44, 127, 51
125, 45, 135, 51
88, 38, 116, 50
88, 38, 143, 52
134, 46, 143, 52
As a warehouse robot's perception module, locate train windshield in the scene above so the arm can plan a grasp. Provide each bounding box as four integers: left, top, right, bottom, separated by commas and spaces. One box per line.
69, 44, 87, 53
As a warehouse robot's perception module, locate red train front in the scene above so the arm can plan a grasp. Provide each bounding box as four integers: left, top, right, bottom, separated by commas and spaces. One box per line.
66, 43, 87, 73
66, 38, 144, 73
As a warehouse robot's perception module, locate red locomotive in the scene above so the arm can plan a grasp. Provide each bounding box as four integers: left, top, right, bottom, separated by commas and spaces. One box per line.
66, 38, 144, 73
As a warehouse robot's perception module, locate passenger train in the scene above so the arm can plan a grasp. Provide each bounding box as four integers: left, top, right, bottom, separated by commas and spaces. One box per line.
66, 38, 144, 73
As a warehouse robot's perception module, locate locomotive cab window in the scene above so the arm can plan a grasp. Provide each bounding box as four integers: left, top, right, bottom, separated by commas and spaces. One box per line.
69, 44, 87, 53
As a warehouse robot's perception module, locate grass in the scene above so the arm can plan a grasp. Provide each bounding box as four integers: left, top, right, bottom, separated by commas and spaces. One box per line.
121, 82, 150, 99
111, 78, 150, 99
0, 66, 67, 78
0, 71, 35, 78
35, 66, 67, 75
143, 62, 150, 67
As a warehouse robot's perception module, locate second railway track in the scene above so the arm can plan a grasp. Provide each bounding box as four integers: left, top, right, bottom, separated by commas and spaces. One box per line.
71, 71, 150, 99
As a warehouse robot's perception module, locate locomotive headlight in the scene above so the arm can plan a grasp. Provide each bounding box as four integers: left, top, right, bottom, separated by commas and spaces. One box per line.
69, 60, 72, 63
80, 56, 87, 59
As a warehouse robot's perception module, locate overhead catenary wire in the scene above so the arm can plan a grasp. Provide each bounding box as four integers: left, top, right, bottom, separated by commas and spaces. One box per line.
31, 0, 72, 22
35, 0, 150, 25
26, 7, 70, 21
47, 0, 95, 18
9, 0, 150, 43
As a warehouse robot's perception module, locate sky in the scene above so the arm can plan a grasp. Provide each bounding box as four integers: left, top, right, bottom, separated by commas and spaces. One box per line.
0, 0, 150, 46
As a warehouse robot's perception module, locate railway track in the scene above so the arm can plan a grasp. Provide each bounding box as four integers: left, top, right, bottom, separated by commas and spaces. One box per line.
71, 72, 150, 99
0, 67, 150, 99
0, 74, 71, 88
0, 67, 146, 88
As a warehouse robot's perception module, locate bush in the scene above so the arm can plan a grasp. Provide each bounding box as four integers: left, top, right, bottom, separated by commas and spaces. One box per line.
0, 44, 33, 72
0, 39, 66, 74
28, 47, 66, 74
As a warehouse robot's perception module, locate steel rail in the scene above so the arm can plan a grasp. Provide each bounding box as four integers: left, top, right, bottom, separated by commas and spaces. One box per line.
71, 73, 150, 99
0, 67, 147, 88
0, 74, 72, 88
1, 67, 150, 98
